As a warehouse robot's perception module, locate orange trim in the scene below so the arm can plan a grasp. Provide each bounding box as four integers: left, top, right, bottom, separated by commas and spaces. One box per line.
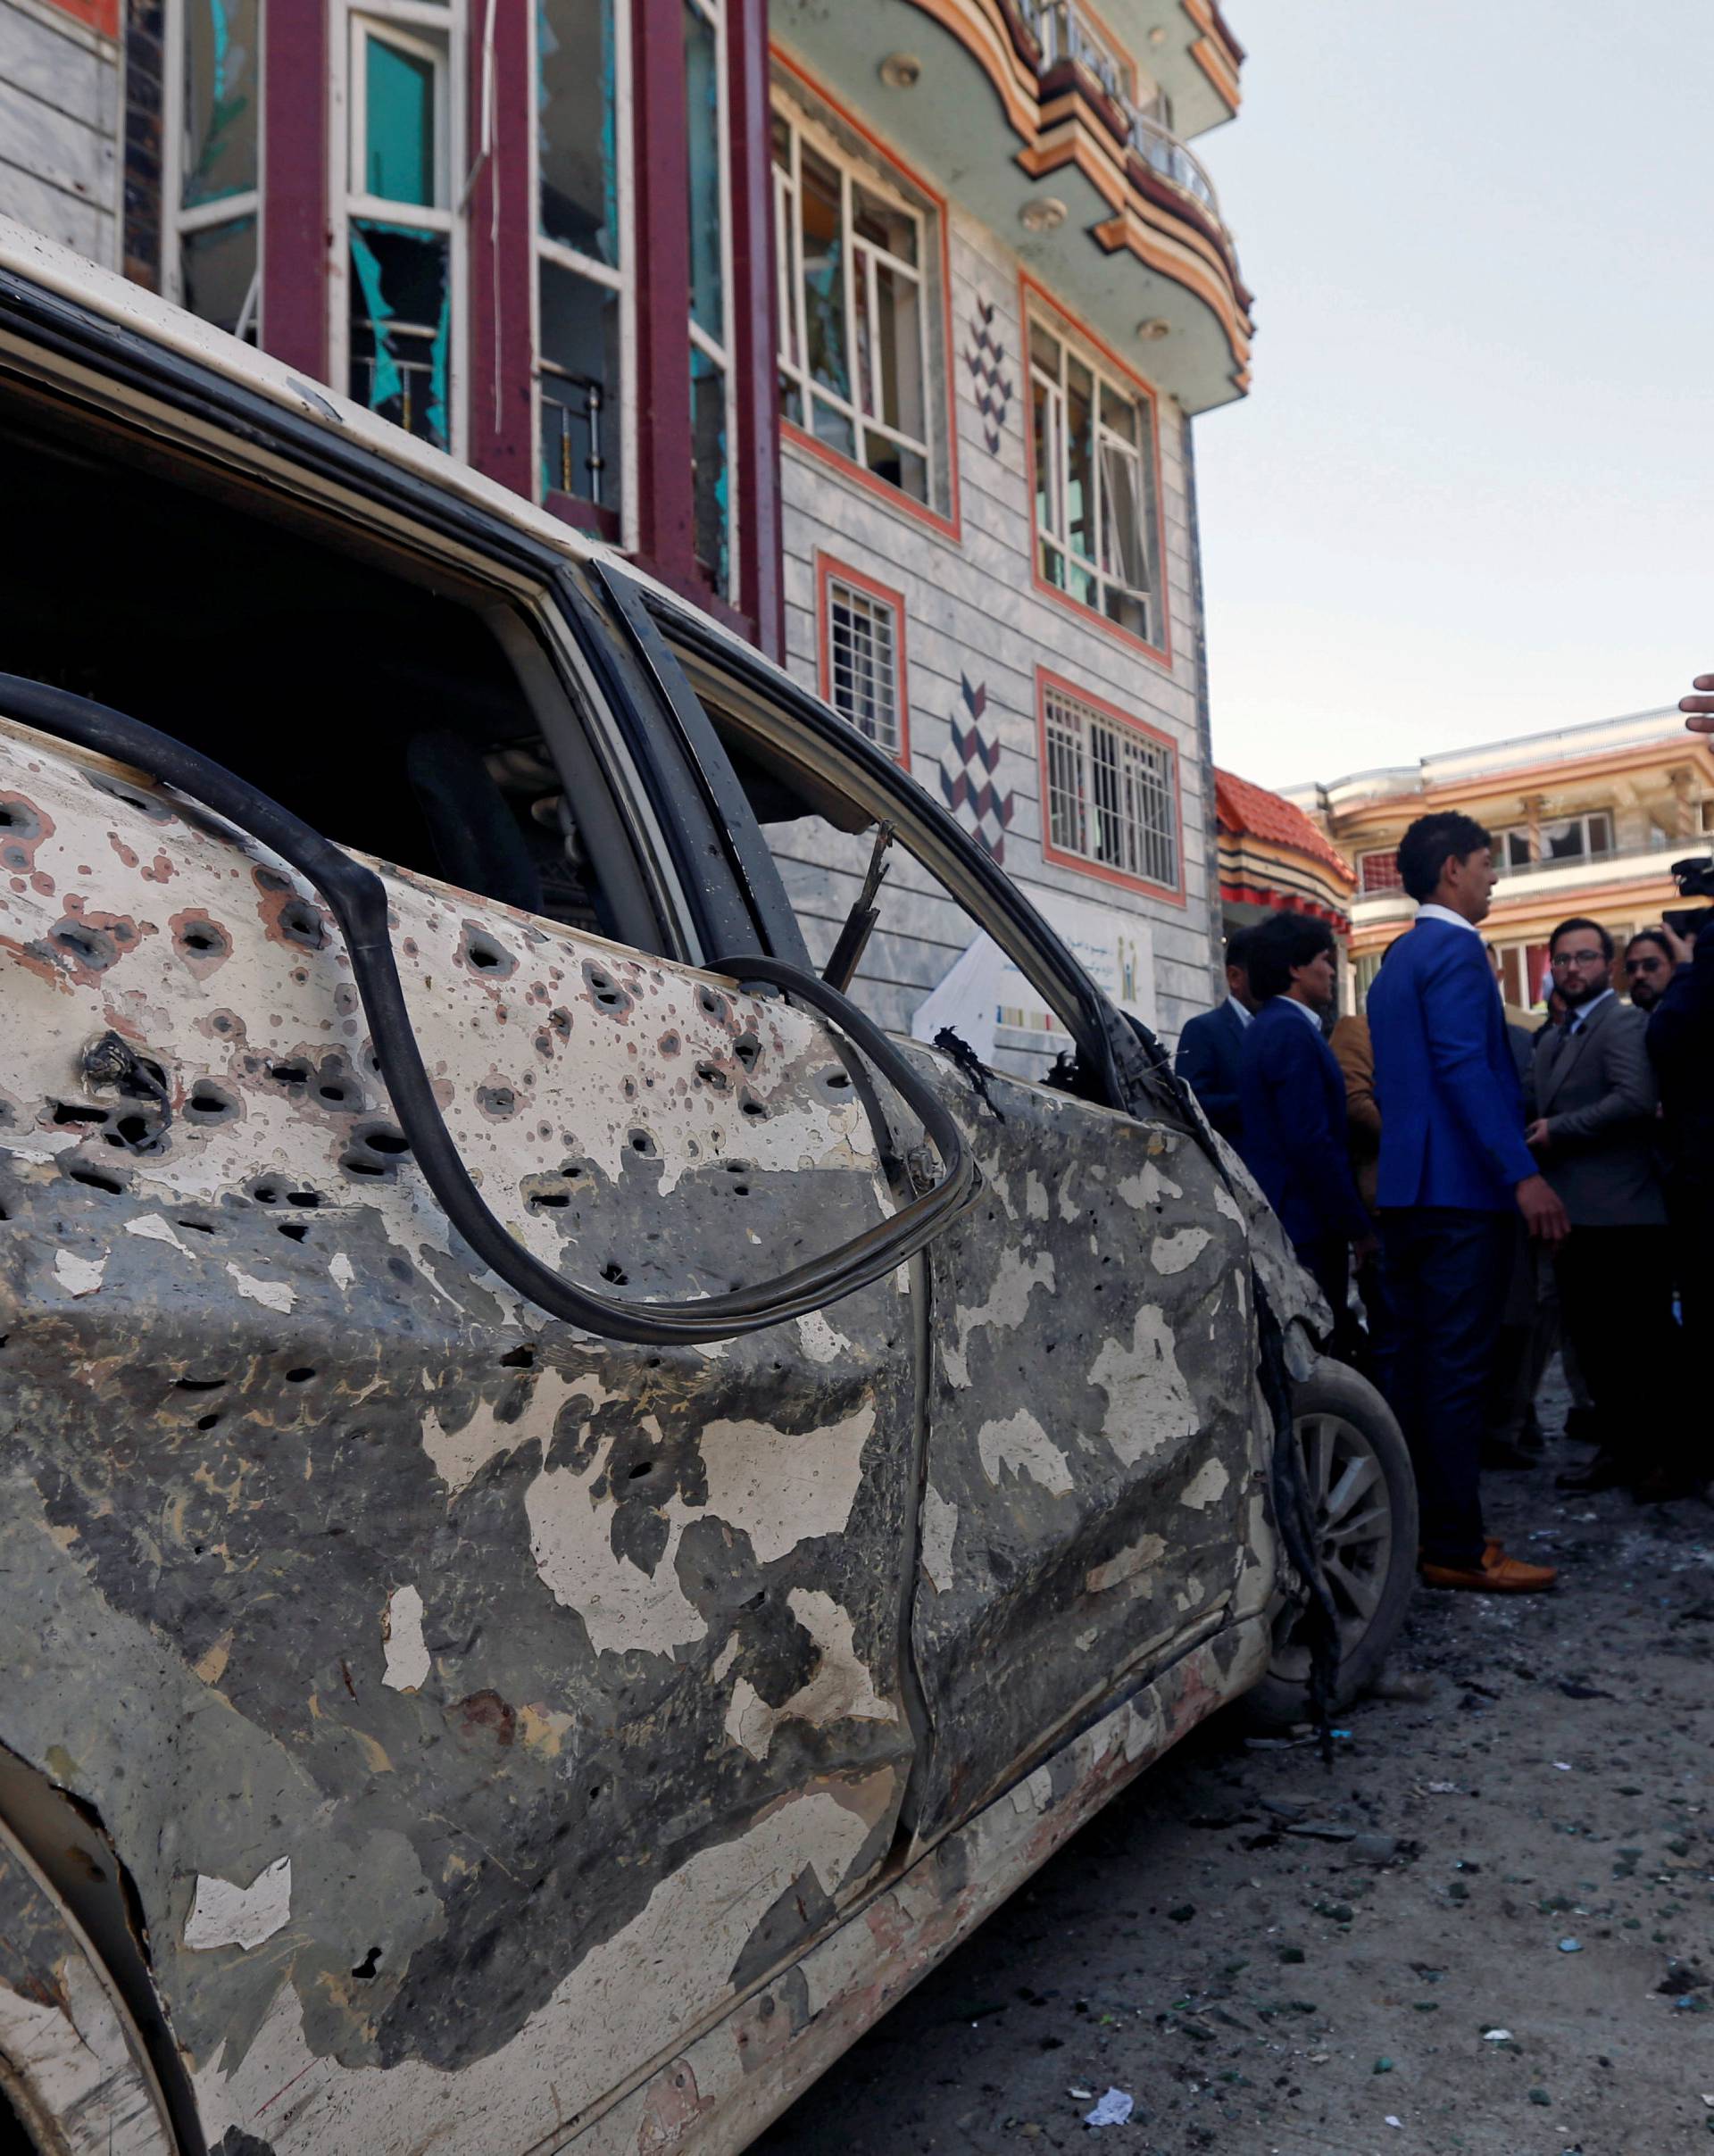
1019, 271, 1174, 671
1182, 0, 1243, 110
40, 0, 119, 32
770, 47, 963, 546
814, 552, 913, 771
1035, 666, 1187, 904
1322, 739, 1708, 836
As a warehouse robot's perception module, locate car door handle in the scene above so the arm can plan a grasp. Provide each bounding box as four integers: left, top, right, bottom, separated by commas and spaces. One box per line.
0, 674, 976, 1344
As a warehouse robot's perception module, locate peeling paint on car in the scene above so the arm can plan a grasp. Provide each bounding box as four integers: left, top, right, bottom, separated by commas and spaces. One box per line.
183, 1858, 293, 1953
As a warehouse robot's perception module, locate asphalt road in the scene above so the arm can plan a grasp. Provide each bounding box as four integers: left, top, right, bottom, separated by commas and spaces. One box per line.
753, 1434, 1714, 2156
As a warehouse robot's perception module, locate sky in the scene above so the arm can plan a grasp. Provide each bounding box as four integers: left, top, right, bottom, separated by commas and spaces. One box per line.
1189, 0, 1714, 789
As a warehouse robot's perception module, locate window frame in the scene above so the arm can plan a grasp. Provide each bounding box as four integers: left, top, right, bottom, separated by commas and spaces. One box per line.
683, 0, 740, 604
329, 0, 467, 460
814, 552, 910, 768
1356, 847, 1402, 895
1035, 669, 1185, 903
528, 0, 636, 548
1493, 810, 1615, 870
770, 54, 961, 543
161, 0, 264, 343
1021, 274, 1171, 668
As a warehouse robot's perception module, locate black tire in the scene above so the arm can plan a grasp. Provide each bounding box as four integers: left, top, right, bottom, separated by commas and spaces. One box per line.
1242, 1358, 1418, 1728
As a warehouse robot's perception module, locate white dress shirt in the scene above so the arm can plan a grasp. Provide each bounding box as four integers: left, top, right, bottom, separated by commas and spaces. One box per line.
1227, 995, 1253, 1028
1416, 903, 1480, 936
1277, 995, 1326, 1032
1564, 986, 1614, 1036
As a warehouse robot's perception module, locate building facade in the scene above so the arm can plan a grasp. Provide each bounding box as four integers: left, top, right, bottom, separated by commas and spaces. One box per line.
1, 0, 1253, 1063
1288, 708, 1714, 1016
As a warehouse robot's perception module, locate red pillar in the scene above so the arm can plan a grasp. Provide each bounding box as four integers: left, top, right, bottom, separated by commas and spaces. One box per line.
726, 0, 782, 659
466, 2, 535, 497
261, 3, 329, 381
630, 0, 696, 594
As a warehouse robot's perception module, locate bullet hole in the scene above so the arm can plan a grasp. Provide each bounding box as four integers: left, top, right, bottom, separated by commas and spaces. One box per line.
51, 920, 120, 970
176, 920, 229, 960
734, 1034, 761, 1071
175, 1217, 218, 1236
524, 1178, 572, 1212
585, 963, 629, 1012
549, 1006, 571, 1039
742, 1588, 767, 1611
249, 1178, 286, 1204
270, 1062, 309, 1086
695, 1061, 729, 1091
173, 1377, 226, 1392
186, 1083, 239, 1124
87, 770, 172, 821
477, 1085, 518, 1119
287, 1190, 323, 1208
358, 1125, 410, 1156
739, 1097, 768, 1120
587, 1782, 606, 1805
461, 928, 516, 977
659, 1030, 682, 1056
600, 1261, 628, 1286
731, 1182, 751, 1197
697, 986, 723, 1020
108, 1111, 165, 1153
499, 1344, 536, 1368
628, 1128, 656, 1158
277, 1221, 310, 1242
50, 1101, 108, 1130
318, 1081, 351, 1105
341, 1151, 385, 1178
66, 1165, 123, 1195
822, 1068, 852, 1092
279, 900, 327, 951
351, 1947, 381, 1980
627, 1460, 654, 1480
285, 1367, 316, 1383
196, 1413, 221, 1431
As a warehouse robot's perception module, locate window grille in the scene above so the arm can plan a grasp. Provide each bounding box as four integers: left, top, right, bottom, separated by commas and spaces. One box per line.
1044, 684, 1177, 888
826, 579, 902, 755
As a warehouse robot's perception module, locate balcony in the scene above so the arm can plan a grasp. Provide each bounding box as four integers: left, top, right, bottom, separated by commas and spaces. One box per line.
770, 0, 1252, 415
1351, 837, 1688, 941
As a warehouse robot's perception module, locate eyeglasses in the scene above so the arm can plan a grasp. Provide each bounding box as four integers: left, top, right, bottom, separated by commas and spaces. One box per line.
1550, 949, 1606, 968
1625, 955, 1667, 973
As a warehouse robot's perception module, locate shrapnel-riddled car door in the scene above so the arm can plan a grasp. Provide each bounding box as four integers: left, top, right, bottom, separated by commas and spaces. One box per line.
649, 618, 1269, 1852
0, 661, 924, 2146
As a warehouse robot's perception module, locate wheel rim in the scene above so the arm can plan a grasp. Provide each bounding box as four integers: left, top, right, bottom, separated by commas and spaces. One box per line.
1269, 1409, 1394, 1682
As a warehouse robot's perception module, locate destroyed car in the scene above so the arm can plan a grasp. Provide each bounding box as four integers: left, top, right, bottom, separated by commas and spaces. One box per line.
0, 222, 1415, 2156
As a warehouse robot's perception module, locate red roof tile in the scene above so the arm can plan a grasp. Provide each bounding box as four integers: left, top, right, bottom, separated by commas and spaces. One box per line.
1215, 768, 1355, 884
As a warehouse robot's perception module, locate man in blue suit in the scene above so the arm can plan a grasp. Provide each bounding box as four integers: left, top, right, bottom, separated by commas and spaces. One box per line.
1175, 928, 1257, 1144
1236, 912, 1373, 1349
1368, 812, 1568, 1594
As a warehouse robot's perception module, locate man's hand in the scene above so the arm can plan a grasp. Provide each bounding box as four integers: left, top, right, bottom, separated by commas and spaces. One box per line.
1516, 1172, 1570, 1246
1679, 672, 1714, 737
1660, 921, 1696, 969
1524, 1117, 1552, 1153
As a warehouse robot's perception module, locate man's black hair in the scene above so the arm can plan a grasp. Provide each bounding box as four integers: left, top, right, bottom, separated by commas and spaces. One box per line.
1247, 910, 1336, 1000
1550, 915, 1614, 962
1396, 812, 1492, 903
1625, 928, 1674, 962
1224, 926, 1257, 973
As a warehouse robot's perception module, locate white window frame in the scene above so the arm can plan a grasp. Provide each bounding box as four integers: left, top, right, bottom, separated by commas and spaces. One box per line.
528, 0, 636, 546
1042, 679, 1178, 893
162, 0, 264, 341
824, 574, 903, 758
329, 0, 466, 459
1029, 313, 1162, 649
685, 0, 740, 604
1357, 846, 1402, 895
772, 98, 936, 510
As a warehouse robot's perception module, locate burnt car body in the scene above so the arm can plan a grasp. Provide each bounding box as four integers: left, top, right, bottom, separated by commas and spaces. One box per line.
0, 222, 1412, 2156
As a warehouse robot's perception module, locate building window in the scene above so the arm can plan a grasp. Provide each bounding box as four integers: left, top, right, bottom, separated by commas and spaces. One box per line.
535, 0, 628, 529
1492, 939, 1552, 1012
1039, 676, 1178, 894
1357, 847, 1402, 895
165, 0, 262, 340
818, 559, 907, 761
1028, 311, 1163, 650
772, 102, 936, 510
345, 9, 456, 451
1494, 812, 1614, 870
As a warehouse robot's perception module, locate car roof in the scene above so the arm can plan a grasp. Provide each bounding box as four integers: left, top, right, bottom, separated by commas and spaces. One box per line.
0, 214, 743, 655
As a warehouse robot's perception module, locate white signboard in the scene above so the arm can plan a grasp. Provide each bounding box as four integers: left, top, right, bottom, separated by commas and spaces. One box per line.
911, 888, 1157, 1063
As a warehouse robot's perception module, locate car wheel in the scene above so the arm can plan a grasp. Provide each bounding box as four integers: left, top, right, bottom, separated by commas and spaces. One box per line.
1243, 1359, 1418, 1728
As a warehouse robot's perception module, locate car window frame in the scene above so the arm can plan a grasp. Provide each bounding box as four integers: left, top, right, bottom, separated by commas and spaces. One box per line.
637, 584, 1159, 1116
0, 262, 760, 972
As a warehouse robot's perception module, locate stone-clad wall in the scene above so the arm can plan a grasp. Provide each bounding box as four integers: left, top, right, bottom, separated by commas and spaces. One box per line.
773, 170, 1215, 1066
0, 0, 121, 268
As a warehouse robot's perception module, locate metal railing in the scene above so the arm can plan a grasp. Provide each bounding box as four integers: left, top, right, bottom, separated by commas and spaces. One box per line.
537, 362, 608, 506
1019, 0, 1224, 223
352, 321, 443, 445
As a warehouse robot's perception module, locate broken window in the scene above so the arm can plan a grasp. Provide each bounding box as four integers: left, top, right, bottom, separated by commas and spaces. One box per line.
168, 0, 262, 339
535, 0, 627, 525
685, 0, 733, 598
1029, 313, 1164, 648
346, 13, 454, 451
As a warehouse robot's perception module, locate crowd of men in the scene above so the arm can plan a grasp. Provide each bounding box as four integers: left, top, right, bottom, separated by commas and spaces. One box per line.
1177, 792, 1712, 1595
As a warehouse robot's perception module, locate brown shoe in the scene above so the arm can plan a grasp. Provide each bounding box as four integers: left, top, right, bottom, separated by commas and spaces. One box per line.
1419, 1544, 1558, 1594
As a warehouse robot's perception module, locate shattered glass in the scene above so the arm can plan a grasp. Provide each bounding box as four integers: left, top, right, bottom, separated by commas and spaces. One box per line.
180, 0, 259, 209
349, 221, 450, 450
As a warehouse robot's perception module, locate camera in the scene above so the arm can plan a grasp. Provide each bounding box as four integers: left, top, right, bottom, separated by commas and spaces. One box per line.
1664, 856, 1714, 942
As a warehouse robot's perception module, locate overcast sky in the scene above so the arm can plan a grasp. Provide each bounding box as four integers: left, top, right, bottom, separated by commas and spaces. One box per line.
1189, 0, 1713, 789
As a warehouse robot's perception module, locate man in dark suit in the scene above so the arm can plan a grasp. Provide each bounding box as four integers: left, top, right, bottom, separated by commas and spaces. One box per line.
1175, 928, 1258, 1144
1530, 916, 1691, 1500
1236, 912, 1373, 1344
1368, 812, 1568, 1594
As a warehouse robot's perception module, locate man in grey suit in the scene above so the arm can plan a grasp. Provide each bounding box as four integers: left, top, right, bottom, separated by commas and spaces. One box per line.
1527, 915, 1688, 1499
